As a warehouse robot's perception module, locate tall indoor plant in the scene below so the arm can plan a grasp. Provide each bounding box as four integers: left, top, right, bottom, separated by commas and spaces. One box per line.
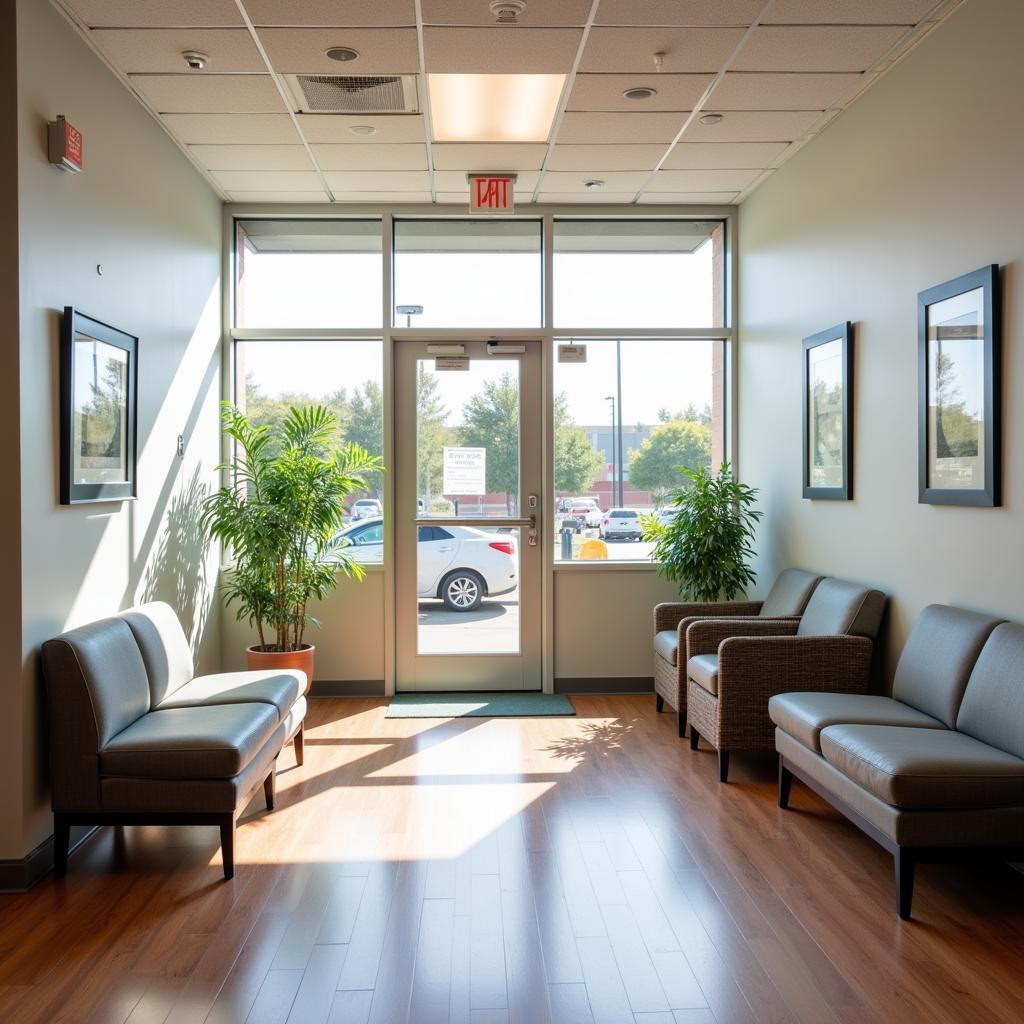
203, 402, 383, 689
642, 461, 763, 601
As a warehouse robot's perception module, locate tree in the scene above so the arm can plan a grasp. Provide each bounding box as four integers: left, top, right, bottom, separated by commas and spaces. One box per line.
459, 372, 519, 513
933, 350, 980, 459
628, 419, 712, 500
242, 373, 350, 458
345, 380, 384, 497
417, 365, 449, 505
658, 402, 711, 426
554, 392, 603, 493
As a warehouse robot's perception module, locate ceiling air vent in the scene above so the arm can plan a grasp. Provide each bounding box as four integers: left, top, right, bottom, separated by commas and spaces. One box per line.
284, 74, 419, 114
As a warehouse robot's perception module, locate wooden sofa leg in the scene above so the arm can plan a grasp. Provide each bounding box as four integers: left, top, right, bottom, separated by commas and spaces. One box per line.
718, 751, 731, 784
778, 760, 793, 809
655, 694, 664, 713
677, 710, 686, 739
264, 770, 276, 811
689, 727, 700, 751
220, 816, 236, 880
294, 725, 305, 767
895, 848, 915, 920
53, 814, 70, 880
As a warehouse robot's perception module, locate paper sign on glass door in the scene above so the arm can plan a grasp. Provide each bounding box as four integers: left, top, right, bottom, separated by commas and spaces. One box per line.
443, 447, 486, 494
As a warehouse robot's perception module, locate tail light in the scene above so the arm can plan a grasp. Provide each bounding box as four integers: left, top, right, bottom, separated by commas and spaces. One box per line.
603, 517, 609, 525
489, 540, 515, 555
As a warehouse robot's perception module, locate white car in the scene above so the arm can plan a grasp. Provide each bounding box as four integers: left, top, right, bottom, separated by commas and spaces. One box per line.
654, 508, 680, 528
350, 498, 382, 520
332, 517, 517, 611
599, 508, 643, 541
561, 497, 603, 531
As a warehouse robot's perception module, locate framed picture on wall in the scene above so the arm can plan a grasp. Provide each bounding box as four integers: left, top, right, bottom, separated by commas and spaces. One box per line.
918, 266, 1001, 506
802, 322, 854, 500
60, 307, 138, 505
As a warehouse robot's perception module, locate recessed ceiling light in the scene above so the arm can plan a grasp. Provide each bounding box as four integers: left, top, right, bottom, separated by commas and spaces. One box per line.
623, 87, 656, 101
699, 113, 724, 126
349, 125, 377, 136
584, 179, 604, 190
428, 74, 566, 143
326, 46, 359, 62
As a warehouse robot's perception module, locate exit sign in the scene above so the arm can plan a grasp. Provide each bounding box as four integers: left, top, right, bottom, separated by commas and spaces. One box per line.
468, 173, 516, 214
48, 115, 83, 173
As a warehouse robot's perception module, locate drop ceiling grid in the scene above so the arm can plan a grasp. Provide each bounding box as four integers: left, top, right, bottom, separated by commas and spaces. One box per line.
53, 0, 966, 207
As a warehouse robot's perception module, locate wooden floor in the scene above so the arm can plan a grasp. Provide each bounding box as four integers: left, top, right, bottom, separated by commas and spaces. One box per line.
2, 696, 1023, 1024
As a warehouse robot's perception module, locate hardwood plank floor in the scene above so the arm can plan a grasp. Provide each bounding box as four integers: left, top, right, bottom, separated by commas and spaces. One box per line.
1, 696, 1023, 1024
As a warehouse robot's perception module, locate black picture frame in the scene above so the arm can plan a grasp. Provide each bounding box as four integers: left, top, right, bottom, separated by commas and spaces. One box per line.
802, 322, 854, 500
60, 307, 138, 505
917, 266, 1001, 507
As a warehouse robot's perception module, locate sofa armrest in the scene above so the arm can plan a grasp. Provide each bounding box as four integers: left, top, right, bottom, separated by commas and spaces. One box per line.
686, 617, 800, 658
654, 600, 762, 634
715, 635, 874, 707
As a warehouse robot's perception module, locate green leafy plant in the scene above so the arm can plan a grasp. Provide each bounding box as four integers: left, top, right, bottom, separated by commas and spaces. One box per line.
202, 402, 384, 652
641, 461, 763, 602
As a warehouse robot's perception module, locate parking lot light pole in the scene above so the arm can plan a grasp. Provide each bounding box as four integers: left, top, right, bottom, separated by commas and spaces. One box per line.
605, 394, 616, 508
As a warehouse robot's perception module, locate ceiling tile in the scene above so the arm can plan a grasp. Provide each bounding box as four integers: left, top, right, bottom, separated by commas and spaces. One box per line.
323, 170, 431, 190
310, 144, 429, 170
432, 144, 547, 171
434, 170, 540, 191
649, 168, 761, 191
684, 110, 821, 142
765, 0, 937, 24
130, 74, 285, 113
638, 192, 739, 204
243, 1, 416, 26
227, 190, 331, 202
537, 192, 638, 204
257, 28, 421, 74
732, 26, 908, 73
189, 144, 313, 170
297, 114, 426, 143
539, 171, 649, 193
91, 29, 264, 74
62, 0, 242, 27
568, 74, 712, 112
548, 144, 664, 170
212, 170, 325, 190
597, 1, 763, 26
162, 113, 300, 143
663, 141, 790, 169
711, 72, 862, 111
557, 111, 685, 145
423, 27, 583, 73
333, 191, 433, 202
422, 0, 591, 26
580, 28, 744, 73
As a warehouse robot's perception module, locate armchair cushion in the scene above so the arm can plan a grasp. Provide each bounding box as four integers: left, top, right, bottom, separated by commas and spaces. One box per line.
158, 670, 303, 723
956, 623, 1024, 760
820, 724, 1024, 810
687, 655, 719, 695
769, 692, 944, 753
797, 579, 885, 639
760, 569, 823, 617
654, 630, 679, 666
121, 602, 196, 706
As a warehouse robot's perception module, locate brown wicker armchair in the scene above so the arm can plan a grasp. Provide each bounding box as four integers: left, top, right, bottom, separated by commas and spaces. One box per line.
685, 578, 886, 782
652, 569, 822, 737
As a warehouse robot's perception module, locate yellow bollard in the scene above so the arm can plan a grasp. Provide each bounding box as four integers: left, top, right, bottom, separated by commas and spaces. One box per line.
579, 538, 609, 560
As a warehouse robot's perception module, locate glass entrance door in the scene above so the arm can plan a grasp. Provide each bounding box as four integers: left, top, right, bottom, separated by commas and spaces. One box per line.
394, 340, 543, 691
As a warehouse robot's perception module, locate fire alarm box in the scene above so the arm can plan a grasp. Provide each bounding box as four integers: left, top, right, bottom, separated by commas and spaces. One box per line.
48, 115, 83, 173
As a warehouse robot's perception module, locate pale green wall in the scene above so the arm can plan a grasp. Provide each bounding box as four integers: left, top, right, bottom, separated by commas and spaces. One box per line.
738, 0, 1024, 681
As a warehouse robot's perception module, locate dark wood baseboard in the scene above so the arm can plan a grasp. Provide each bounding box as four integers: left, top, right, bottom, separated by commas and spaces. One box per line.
554, 677, 654, 695
310, 679, 386, 697
0, 825, 97, 893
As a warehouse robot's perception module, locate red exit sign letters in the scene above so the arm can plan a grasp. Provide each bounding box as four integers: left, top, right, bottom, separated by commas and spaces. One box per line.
468, 173, 516, 214
48, 115, 83, 173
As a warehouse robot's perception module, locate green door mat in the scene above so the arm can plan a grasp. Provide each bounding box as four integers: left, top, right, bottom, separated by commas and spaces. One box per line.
385, 693, 575, 718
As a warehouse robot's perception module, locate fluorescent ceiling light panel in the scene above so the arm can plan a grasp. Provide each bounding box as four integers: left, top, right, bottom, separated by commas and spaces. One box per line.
428, 74, 565, 143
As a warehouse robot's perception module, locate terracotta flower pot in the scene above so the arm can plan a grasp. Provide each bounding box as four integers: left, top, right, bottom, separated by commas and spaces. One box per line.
246, 643, 315, 695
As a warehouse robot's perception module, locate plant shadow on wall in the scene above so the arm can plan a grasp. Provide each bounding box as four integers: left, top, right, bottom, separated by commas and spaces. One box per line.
142, 464, 212, 656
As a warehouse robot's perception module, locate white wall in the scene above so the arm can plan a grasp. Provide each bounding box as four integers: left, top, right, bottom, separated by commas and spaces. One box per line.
738, 0, 1024, 682
9, 0, 223, 860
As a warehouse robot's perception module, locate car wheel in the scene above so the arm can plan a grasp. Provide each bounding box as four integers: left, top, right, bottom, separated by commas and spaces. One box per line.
441, 571, 484, 612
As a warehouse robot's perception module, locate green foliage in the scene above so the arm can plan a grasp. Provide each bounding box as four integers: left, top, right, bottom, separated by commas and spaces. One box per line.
202, 403, 384, 652
554, 392, 603, 494
641, 462, 762, 603
417, 366, 452, 504
628, 419, 712, 498
933, 351, 981, 458
458, 371, 520, 513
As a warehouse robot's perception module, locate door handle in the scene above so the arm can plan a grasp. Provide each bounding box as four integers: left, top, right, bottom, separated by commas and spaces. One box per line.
438, 545, 453, 552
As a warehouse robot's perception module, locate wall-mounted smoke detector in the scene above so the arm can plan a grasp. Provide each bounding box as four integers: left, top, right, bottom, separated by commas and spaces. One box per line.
326, 46, 360, 62
182, 50, 208, 71
284, 74, 419, 114
699, 113, 724, 126
490, 0, 527, 23
623, 86, 656, 101
349, 124, 377, 136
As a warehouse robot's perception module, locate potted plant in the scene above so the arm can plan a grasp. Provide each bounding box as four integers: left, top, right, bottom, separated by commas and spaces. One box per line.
641, 461, 763, 601
202, 402, 383, 691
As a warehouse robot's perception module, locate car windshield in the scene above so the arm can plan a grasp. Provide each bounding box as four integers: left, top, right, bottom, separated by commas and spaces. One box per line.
611, 510, 637, 518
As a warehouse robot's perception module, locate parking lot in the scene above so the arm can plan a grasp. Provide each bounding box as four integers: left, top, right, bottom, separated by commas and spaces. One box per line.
418, 591, 520, 653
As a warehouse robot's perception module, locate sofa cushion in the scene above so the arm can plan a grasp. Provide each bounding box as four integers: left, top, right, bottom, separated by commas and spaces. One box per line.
759, 569, 822, 618
820, 724, 1024, 809
687, 654, 719, 695
121, 602, 196, 706
797, 579, 885, 639
654, 630, 678, 666
892, 604, 1004, 727
100, 703, 279, 780
769, 693, 945, 753
956, 623, 1024, 760
158, 670, 303, 722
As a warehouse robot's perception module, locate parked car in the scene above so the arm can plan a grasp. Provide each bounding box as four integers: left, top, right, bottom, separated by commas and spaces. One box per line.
351, 497, 382, 520
562, 497, 602, 533
332, 517, 517, 611
599, 508, 643, 541
654, 507, 680, 528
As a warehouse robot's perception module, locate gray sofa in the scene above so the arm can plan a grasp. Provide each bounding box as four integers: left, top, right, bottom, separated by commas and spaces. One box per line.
41, 602, 308, 879
770, 604, 1024, 918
